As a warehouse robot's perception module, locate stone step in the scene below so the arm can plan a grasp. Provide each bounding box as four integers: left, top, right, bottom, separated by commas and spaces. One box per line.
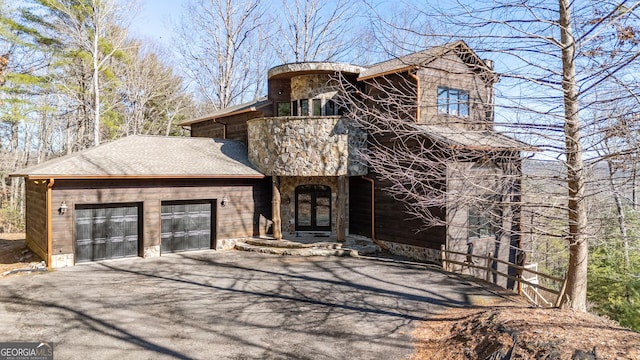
349, 244, 380, 256
243, 238, 343, 249
234, 241, 359, 257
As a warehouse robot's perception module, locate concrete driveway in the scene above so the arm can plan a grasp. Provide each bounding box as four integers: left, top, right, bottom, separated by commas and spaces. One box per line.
0, 251, 505, 359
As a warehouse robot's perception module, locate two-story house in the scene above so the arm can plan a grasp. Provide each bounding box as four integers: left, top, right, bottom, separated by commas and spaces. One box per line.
13, 41, 527, 274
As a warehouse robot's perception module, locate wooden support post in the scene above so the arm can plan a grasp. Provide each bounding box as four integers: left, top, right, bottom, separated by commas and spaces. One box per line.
485, 252, 493, 282
336, 175, 347, 242
555, 275, 568, 308
272, 176, 282, 240
517, 272, 523, 296
441, 244, 447, 272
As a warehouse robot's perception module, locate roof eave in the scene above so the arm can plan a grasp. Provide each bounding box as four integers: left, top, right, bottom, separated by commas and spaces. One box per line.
179, 100, 272, 126
357, 65, 417, 81
14, 174, 266, 180
448, 144, 538, 152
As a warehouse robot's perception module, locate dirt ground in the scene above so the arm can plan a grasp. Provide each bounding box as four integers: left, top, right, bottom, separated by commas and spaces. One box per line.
2, 233, 639, 359
410, 298, 640, 360
0, 233, 42, 275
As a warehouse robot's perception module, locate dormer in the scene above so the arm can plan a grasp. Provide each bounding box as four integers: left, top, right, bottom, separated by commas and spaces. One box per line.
358, 41, 498, 130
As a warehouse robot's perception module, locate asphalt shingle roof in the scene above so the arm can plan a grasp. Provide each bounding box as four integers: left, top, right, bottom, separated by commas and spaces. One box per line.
418, 124, 532, 150
180, 97, 271, 126
358, 40, 490, 80
12, 135, 264, 179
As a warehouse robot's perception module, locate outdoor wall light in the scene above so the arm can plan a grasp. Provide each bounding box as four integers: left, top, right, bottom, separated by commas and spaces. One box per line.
221, 196, 228, 207
58, 201, 68, 215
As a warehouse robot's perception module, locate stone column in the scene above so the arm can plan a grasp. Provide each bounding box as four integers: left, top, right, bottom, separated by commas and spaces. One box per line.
272, 176, 282, 240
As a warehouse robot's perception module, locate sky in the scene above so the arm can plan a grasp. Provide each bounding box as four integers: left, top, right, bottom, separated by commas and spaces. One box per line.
128, 0, 183, 47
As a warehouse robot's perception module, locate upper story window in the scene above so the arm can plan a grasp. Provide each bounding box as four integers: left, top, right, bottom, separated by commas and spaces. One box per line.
468, 206, 494, 239
325, 100, 335, 115
312, 99, 322, 116
438, 87, 469, 117
277, 102, 291, 116
300, 99, 309, 116
285, 98, 342, 117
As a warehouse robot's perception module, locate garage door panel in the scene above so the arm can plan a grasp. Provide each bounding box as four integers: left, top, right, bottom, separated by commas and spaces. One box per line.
110, 238, 125, 258
75, 238, 93, 262
75, 204, 140, 263
161, 201, 213, 254
91, 239, 107, 261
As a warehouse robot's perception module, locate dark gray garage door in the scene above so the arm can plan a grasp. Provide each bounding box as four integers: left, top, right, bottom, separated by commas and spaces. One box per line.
75, 204, 140, 263
161, 201, 213, 253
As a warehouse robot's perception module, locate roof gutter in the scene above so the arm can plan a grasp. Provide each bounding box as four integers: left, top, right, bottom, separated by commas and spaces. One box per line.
13, 174, 266, 180
447, 144, 539, 152
179, 101, 272, 126
357, 66, 415, 81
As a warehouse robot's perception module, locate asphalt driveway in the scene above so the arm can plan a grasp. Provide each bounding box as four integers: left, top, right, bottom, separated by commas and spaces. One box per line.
0, 251, 505, 359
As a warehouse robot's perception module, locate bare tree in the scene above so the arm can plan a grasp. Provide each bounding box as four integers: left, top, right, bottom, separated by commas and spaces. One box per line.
589, 85, 640, 270
116, 40, 194, 137
271, 0, 356, 63
175, 0, 265, 110
272, 0, 358, 63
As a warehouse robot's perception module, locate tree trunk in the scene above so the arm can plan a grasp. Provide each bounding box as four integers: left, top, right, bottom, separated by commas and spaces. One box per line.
93, 17, 101, 147
272, 176, 282, 240
559, 0, 588, 311
633, 163, 637, 210
607, 160, 630, 269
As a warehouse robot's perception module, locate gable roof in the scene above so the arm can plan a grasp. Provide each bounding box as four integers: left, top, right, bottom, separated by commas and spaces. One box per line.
11, 135, 264, 179
358, 40, 493, 81
180, 97, 271, 126
418, 124, 533, 151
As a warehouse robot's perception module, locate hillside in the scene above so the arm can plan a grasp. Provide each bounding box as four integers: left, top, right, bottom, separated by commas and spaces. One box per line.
410, 302, 640, 360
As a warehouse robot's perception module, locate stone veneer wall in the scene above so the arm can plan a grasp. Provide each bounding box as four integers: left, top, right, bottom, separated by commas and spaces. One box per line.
290, 74, 337, 100
378, 240, 442, 264
247, 116, 367, 176
278, 176, 347, 235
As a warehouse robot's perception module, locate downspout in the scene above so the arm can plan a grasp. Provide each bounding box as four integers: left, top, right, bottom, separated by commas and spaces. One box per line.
46, 178, 54, 270
361, 176, 389, 250
408, 70, 421, 122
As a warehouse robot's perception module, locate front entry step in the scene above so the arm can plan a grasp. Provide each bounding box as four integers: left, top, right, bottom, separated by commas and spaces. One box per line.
234, 236, 381, 257
243, 238, 343, 249
235, 241, 358, 257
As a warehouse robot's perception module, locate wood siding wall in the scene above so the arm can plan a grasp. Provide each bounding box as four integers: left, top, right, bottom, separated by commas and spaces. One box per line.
373, 177, 446, 249
25, 180, 48, 261
348, 176, 372, 237
362, 53, 494, 131
268, 78, 291, 114
191, 112, 265, 145
46, 178, 271, 257
364, 73, 417, 123
418, 53, 494, 130
190, 120, 225, 139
